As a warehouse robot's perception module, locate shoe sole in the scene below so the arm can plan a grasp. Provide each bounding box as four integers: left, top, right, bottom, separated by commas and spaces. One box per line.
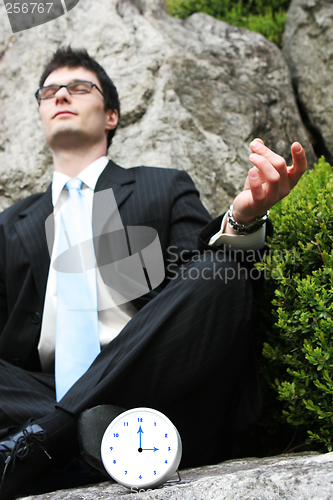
78, 405, 126, 475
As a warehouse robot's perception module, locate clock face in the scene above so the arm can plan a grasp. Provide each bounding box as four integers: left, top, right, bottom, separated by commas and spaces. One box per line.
101, 407, 182, 489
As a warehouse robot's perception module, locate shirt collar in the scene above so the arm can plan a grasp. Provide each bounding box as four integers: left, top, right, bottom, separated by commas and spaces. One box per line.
51, 156, 109, 207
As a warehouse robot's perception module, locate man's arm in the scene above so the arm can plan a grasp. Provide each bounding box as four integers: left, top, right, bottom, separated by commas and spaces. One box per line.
224, 139, 308, 234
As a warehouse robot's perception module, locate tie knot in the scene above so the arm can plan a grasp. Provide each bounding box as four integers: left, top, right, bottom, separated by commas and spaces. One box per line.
66, 178, 83, 199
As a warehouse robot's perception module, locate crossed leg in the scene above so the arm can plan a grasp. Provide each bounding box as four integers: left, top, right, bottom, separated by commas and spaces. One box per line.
0, 255, 261, 472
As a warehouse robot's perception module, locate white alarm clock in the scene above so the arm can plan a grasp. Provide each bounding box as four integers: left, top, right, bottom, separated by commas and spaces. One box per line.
101, 407, 182, 489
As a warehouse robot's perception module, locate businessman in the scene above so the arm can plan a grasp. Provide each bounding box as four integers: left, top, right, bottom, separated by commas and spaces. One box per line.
0, 46, 308, 499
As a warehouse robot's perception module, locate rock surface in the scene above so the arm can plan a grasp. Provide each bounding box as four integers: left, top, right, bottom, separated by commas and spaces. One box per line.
21, 452, 333, 500
0, 0, 314, 216
283, 0, 333, 163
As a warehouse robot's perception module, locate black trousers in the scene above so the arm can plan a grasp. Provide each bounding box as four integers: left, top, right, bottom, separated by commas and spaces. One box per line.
0, 255, 261, 468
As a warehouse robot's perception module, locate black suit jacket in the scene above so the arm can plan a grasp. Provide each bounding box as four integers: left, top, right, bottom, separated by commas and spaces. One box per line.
0, 160, 226, 371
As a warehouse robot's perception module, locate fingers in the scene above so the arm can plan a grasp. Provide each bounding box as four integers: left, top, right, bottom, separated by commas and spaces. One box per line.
247, 167, 266, 203
233, 138, 308, 224
248, 147, 290, 202
249, 138, 307, 192
233, 167, 270, 223
289, 142, 308, 187
230, 139, 307, 229
249, 139, 289, 192
250, 139, 288, 175
248, 153, 288, 206
251, 138, 264, 146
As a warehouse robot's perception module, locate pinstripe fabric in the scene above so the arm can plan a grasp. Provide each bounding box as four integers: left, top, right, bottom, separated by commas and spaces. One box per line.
0, 160, 263, 467
0, 359, 55, 435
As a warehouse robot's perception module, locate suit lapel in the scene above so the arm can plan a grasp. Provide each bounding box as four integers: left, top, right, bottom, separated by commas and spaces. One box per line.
13, 161, 134, 301
14, 187, 53, 300
92, 160, 136, 287
94, 159, 135, 207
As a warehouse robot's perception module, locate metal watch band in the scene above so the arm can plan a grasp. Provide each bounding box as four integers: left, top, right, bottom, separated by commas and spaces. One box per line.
227, 204, 269, 235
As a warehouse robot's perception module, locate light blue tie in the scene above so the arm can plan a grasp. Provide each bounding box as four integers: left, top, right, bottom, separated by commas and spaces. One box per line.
55, 178, 100, 402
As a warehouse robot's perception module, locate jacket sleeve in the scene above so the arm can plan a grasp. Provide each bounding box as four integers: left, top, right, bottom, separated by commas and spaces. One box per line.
163, 169, 213, 269
164, 169, 273, 264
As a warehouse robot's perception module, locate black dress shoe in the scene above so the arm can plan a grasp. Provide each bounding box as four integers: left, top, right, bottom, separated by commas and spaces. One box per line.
78, 405, 125, 476
0, 420, 52, 500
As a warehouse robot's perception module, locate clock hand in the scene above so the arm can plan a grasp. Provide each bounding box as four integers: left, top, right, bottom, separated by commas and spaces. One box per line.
142, 447, 159, 452
137, 426, 143, 450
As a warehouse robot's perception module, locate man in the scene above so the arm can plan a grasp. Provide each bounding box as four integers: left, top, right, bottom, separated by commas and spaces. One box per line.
0, 46, 307, 499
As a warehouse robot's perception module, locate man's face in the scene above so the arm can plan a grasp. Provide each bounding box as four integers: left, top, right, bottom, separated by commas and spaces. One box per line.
38, 66, 117, 151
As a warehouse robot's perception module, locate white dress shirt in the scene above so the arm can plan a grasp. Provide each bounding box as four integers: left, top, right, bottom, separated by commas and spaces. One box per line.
38, 157, 265, 372
38, 157, 137, 372
209, 213, 265, 250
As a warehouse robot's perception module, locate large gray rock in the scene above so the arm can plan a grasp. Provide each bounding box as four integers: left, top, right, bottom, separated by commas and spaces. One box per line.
0, 0, 314, 216
22, 452, 333, 499
283, 0, 333, 164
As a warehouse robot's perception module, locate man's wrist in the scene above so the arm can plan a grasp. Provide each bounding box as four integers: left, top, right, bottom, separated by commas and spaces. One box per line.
209, 212, 266, 249
227, 204, 269, 235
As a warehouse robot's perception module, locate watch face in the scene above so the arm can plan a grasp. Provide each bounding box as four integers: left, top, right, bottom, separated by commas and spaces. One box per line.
101, 408, 182, 489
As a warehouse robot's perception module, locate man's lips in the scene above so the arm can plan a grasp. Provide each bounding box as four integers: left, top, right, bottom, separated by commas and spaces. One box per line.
53, 111, 77, 118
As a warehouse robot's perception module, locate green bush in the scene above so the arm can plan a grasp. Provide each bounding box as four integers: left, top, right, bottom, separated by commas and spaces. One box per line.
256, 157, 333, 453
166, 0, 291, 46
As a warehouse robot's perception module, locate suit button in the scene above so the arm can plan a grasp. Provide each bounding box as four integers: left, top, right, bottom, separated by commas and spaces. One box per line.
32, 312, 41, 324
13, 358, 21, 366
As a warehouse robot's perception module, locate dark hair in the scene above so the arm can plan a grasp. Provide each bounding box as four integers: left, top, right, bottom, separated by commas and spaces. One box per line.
39, 46, 120, 150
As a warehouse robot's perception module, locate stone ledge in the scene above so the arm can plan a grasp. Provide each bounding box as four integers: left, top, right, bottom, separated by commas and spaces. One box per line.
22, 452, 333, 500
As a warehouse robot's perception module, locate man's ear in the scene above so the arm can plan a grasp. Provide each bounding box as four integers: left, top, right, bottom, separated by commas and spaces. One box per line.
105, 109, 118, 131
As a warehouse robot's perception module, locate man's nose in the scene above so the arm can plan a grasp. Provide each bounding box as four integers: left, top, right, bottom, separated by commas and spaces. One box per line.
55, 86, 72, 102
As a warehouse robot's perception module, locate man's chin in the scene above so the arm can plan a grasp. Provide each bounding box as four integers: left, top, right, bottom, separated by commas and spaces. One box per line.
48, 129, 88, 150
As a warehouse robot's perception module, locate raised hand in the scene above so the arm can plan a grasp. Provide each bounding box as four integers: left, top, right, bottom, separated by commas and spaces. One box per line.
225, 139, 308, 233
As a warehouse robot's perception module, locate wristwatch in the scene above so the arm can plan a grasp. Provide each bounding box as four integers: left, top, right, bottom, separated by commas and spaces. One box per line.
227, 204, 269, 235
